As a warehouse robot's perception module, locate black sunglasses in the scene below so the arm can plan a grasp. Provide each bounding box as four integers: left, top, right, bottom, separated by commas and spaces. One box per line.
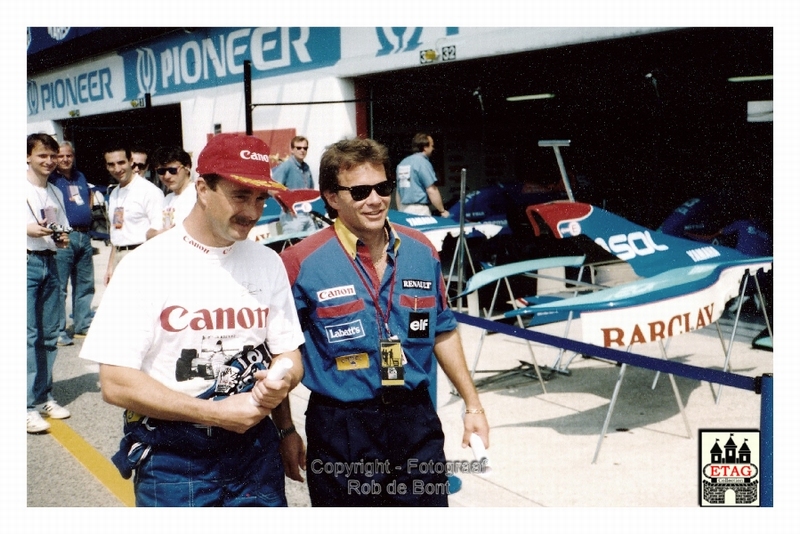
334, 180, 394, 201
293, 146, 308, 150
156, 166, 182, 176
131, 162, 147, 169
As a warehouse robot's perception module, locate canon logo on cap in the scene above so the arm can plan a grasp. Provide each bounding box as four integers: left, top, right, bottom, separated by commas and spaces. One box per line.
240, 150, 271, 162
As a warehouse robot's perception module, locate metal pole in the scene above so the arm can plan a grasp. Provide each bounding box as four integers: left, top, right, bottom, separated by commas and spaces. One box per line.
759, 373, 773, 507
538, 140, 574, 201
244, 60, 252, 135
369, 86, 374, 139
456, 168, 467, 311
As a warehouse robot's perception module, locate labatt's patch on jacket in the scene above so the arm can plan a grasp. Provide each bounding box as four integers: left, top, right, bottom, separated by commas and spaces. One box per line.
325, 320, 366, 343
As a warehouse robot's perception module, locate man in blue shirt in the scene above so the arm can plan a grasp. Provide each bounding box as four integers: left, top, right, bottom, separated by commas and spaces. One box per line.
395, 133, 449, 218
48, 141, 95, 346
281, 138, 488, 506
271, 136, 316, 233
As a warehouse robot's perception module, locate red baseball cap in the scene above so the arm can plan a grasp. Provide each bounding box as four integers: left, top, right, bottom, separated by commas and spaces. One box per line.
196, 134, 287, 192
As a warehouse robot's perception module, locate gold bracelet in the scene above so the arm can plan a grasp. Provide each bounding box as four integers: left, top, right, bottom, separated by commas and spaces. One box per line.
464, 408, 485, 415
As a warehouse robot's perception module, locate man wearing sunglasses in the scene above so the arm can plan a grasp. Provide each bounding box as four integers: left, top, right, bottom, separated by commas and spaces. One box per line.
396, 132, 450, 218
271, 136, 316, 233
281, 138, 488, 506
103, 144, 164, 285
152, 146, 196, 233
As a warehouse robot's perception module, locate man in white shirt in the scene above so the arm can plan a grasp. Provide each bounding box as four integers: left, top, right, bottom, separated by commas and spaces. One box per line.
26, 133, 73, 433
103, 144, 164, 284
152, 146, 197, 232
80, 133, 303, 506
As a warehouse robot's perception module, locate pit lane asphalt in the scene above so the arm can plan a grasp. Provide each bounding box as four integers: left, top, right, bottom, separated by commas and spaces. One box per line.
27, 241, 775, 509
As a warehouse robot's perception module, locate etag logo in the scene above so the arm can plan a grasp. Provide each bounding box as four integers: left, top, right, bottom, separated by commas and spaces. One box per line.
325, 320, 366, 343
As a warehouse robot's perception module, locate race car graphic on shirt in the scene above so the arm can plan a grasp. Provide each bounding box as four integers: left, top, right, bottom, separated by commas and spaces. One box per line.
174, 337, 272, 396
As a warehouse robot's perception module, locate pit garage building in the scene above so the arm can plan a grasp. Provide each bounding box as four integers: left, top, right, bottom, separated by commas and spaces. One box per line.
27, 26, 772, 229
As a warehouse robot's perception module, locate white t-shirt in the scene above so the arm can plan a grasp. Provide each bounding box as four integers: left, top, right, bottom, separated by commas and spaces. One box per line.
80, 224, 305, 398
107, 174, 164, 246
163, 183, 197, 229
26, 181, 69, 251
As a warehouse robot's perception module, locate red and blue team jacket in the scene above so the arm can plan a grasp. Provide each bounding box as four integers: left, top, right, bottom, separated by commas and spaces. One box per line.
281, 218, 457, 402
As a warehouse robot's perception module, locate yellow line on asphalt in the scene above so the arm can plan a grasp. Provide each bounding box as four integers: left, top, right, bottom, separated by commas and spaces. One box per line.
48, 419, 135, 507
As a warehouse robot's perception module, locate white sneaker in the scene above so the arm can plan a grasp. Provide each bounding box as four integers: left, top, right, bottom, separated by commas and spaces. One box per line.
38, 400, 71, 419
27, 411, 51, 433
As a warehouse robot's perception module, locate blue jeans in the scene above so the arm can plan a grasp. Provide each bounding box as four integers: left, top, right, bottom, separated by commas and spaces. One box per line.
55, 231, 95, 335
27, 253, 61, 410
131, 420, 287, 507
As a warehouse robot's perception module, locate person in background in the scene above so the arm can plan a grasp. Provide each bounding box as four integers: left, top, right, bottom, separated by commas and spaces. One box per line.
27, 133, 72, 433
152, 146, 196, 232
396, 132, 449, 218
271, 135, 316, 233
48, 141, 96, 346
103, 143, 164, 285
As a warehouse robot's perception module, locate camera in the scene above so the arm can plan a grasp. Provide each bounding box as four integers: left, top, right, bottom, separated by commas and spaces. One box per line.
48, 223, 72, 241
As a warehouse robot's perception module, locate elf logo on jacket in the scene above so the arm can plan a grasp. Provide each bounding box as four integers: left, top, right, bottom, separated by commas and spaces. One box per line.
160, 305, 270, 332
408, 312, 430, 338
325, 320, 366, 343
317, 285, 357, 302
402, 279, 432, 290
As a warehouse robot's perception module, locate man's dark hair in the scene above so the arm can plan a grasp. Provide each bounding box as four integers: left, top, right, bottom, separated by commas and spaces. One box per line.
102, 142, 131, 160
152, 146, 192, 169
130, 144, 148, 157
319, 138, 392, 219
199, 173, 223, 190
27, 133, 59, 155
411, 132, 431, 152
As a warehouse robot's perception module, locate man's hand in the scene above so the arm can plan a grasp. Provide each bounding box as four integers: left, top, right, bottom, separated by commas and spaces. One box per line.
99, 363, 271, 435
462, 411, 490, 450
27, 223, 52, 238
54, 231, 70, 249
211, 392, 272, 434
248, 369, 291, 410
279, 432, 307, 482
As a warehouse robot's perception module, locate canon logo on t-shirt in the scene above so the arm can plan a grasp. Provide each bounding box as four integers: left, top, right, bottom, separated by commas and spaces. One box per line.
160, 305, 270, 332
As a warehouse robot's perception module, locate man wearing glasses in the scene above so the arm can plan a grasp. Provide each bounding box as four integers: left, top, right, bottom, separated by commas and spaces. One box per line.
103, 144, 164, 284
271, 136, 316, 233
280, 138, 489, 506
152, 146, 196, 232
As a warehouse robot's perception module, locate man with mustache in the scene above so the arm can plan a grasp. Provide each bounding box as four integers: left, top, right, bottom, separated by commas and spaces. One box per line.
80, 134, 305, 506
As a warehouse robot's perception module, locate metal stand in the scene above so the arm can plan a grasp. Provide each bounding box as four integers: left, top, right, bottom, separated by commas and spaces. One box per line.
445, 168, 477, 305
592, 341, 691, 464
538, 139, 574, 201
714, 270, 772, 404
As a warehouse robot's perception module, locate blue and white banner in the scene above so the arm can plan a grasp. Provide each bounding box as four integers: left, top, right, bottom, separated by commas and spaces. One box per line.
119, 27, 341, 100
